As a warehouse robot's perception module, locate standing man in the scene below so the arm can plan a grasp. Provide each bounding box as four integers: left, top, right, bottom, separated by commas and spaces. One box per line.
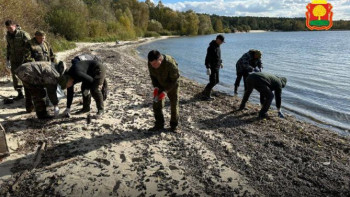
63, 54, 107, 118
148, 50, 180, 132
5, 20, 33, 111
202, 34, 225, 101
24, 30, 56, 63
234, 49, 263, 94
61, 60, 106, 119
15, 61, 66, 119
238, 72, 287, 119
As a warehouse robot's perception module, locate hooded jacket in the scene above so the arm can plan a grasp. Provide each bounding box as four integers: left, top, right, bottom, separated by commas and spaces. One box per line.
205, 40, 222, 69
242, 72, 287, 109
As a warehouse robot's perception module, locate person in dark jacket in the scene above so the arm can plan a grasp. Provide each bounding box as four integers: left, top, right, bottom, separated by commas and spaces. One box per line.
234, 49, 263, 94
61, 60, 106, 118
62, 54, 107, 118
202, 34, 225, 100
238, 72, 287, 119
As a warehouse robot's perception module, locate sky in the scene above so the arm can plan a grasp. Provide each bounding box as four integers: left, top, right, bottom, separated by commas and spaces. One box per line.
152, 0, 350, 20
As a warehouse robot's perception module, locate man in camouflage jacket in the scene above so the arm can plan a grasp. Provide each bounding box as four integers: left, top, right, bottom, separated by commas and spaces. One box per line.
5, 20, 33, 111
147, 50, 180, 132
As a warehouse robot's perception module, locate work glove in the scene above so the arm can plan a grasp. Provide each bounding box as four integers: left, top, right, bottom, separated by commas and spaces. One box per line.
54, 106, 60, 117
206, 68, 211, 76
63, 108, 71, 118
278, 111, 285, 118
153, 87, 159, 98
6, 60, 11, 69
220, 63, 224, 69
83, 89, 90, 97
154, 91, 166, 102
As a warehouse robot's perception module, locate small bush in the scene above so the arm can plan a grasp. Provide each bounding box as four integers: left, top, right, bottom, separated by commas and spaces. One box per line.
159, 30, 172, 36
144, 31, 160, 38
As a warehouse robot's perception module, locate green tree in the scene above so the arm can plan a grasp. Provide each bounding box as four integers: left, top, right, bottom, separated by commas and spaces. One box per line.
198, 14, 214, 35
214, 17, 224, 33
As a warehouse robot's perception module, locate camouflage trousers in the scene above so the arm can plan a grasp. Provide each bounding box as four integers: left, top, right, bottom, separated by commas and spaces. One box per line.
10, 62, 23, 90
25, 84, 58, 118
153, 85, 179, 128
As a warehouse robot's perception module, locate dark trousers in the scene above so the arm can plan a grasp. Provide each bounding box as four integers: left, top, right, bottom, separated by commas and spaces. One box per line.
153, 85, 179, 128
27, 84, 57, 118
23, 86, 34, 111
203, 68, 219, 95
84, 64, 106, 111
255, 85, 274, 116
234, 72, 249, 89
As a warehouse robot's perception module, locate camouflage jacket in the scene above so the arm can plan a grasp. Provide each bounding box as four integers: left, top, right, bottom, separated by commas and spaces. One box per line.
6, 30, 31, 64
236, 50, 262, 74
148, 55, 180, 93
24, 38, 56, 62
15, 62, 61, 86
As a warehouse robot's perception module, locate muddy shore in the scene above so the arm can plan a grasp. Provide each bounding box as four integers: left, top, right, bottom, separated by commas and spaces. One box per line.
0, 37, 349, 197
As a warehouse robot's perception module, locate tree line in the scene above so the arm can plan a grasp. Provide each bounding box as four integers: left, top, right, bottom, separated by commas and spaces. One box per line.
1, 0, 350, 74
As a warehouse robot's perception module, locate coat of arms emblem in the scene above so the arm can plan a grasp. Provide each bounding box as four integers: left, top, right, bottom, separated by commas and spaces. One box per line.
306, 0, 333, 30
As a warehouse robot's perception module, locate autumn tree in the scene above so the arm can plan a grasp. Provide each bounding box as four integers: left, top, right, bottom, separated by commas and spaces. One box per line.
214, 17, 224, 33
198, 14, 214, 35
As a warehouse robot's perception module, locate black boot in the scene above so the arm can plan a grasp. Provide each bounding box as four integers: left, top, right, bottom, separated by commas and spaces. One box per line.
202, 89, 214, 101
37, 111, 53, 120
76, 94, 91, 114
234, 86, 238, 94
148, 124, 164, 132
170, 122, 180, 133
14, 89, 24, 100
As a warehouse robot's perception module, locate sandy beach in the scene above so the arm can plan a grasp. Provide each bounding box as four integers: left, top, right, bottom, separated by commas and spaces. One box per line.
0, 37, 349, 196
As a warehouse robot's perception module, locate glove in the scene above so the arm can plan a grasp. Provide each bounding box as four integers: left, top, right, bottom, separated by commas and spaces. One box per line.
253, 67, 260, 72
220, 63, 224, 69
64, 108, 71, 118
278, 111, 285, 118
6, 60, 11, 69
153, 88, 159, 98
158, 92, 166, 100
83, 90, 89, 97
154, 91, 166, 102
54, 106, 60, 117
206, 68, 211, 76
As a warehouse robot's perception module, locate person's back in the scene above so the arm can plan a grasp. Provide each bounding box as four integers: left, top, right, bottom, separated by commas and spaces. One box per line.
240, 72, 287, 119
247, 72, 285, 91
